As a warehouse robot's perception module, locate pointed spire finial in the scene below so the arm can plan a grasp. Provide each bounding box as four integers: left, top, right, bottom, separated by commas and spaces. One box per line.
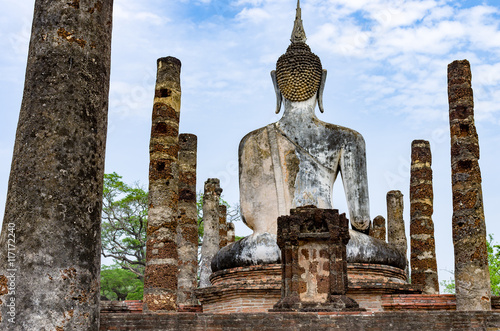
291, 0, 307, 43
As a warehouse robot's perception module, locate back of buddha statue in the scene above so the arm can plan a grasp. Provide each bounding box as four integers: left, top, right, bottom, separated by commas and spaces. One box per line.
211, 1, 406, 275
238, 0, 370, 235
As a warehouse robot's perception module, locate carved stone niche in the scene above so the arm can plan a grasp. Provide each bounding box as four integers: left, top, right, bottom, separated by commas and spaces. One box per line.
271, 205, 363, 312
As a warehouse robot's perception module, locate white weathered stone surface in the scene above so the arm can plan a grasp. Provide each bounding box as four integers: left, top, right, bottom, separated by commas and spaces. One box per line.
239, 85, 371, 235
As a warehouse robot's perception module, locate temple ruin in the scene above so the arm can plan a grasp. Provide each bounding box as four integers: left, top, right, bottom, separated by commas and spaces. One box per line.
1, 0, 500, 330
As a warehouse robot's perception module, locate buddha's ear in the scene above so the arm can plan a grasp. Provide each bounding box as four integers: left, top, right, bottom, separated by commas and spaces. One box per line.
271, 70, 282, 114
317, 69, 327, 113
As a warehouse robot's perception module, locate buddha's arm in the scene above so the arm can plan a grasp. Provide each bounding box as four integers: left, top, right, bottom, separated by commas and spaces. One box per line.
339, 134, 371, 233
238, 128, 281, 235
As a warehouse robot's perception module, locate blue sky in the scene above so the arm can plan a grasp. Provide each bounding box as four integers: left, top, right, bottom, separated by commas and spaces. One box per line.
1, 0, 500, 285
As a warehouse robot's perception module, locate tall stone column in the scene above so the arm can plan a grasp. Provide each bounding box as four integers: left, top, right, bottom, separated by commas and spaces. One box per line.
199, 179, 222, 288
387, 190, 408, 274
227, 222, 236, 245
370, 215, 386, 241
410, 140, 439, 294
177, 134, 198, 307
448, 60, 491, 310
219, 205, 228, 249
0, 0, 113, 329
387, 190, 407, 256
143, 57, 181, 312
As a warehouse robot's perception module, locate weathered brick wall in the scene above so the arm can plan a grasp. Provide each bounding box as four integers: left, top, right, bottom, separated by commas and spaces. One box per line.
382, 294, 457, 311
198, 264, 281, 313
201, 293, 280, 313
100, 301, 143, 314
383, 294, 500, 311
348, 294, 383, 312
100, 311, 500, 330
100, 296, 500, 315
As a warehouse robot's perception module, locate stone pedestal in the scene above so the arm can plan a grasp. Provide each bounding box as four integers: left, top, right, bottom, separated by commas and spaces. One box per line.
196, 262, 418, 313
271, 206, 362, 312
196, 264, 282, 313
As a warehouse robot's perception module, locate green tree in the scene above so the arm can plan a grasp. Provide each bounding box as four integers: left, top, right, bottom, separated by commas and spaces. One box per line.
101, 173, 242, 300
100, 265, 144, 301
101, 172, 147, 281
440, 234, 500, 295
487, 234, 500, 295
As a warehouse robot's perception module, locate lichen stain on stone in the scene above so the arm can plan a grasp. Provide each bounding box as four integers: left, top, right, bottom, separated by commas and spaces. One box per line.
0, 275, 7, 297
57, 28, 86, 48
55, 309, 75, 331
67, 0, 80, 9
0, 275, 7, 322
60, 267, 77, 280
285, 150, 299, 182
88, 1, 103, 14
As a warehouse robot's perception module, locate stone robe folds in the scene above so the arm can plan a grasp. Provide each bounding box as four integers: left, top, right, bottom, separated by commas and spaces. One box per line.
239, 105, 370, 235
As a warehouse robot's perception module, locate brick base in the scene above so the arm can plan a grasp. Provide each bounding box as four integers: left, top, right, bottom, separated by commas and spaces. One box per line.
382, 294, 500, 311
100, 311, 500, 330
100, 300, 143, 314
196, 263, 420, 313
196, 264, 281, 313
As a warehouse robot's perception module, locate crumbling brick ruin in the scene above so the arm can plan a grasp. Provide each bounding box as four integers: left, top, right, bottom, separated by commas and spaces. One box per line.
99, 57, 500, 329
272, 206, 361, 312
1, 0, 499, 329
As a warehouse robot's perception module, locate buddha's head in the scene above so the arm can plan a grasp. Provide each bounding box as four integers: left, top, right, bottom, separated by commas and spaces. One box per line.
272, 0, 327, 113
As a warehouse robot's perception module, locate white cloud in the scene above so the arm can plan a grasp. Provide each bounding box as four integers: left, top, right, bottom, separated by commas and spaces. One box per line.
233, 0, 265, 6
369, 0, 439, 28
113, 0, 164, 24
236, 7, 272, 23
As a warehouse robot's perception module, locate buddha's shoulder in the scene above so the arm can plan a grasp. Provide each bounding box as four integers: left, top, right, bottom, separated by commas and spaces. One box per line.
240, 126, 267, 141
239, 124, 277, 147
238, 125, 271, 156
317, 120, 365, 143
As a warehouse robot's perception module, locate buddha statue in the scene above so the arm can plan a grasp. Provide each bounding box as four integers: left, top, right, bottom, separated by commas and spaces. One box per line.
212, 1, 405, 272
240, 1, 370, 236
